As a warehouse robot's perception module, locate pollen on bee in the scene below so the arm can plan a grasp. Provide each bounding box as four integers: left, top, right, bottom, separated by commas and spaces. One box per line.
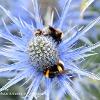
57, 65, 63, 72
45, 69, 50, 78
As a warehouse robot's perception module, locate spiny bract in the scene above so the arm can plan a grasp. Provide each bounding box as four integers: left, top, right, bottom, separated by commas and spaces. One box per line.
0, 0, 100, 100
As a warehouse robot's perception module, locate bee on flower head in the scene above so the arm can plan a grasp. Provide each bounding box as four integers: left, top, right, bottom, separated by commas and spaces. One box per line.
35, 26, 63, 43
0, 0, 100, 100
32, 26, 69, 78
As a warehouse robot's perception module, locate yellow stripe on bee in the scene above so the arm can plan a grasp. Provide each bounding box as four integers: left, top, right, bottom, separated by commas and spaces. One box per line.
45, 69, 50, 78
57, 65, 63, 72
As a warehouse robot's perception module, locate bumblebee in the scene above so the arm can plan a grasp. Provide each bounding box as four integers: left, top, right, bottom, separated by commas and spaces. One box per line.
43, 61, 65, 78
35, 26, 63, 44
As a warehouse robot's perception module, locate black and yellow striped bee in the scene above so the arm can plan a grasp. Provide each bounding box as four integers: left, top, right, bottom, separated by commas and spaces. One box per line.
43, 61, 76, 79
43, 61, 65, 78
34, 26, 63, 44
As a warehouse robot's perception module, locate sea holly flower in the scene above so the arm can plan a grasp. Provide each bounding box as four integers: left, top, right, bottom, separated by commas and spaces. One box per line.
0, 0, 100, 100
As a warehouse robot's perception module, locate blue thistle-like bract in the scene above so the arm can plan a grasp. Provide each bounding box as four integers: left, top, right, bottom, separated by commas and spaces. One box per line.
0, 0, 100, 100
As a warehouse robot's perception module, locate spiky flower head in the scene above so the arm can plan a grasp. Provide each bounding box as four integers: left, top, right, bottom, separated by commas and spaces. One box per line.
28, 34, 59, 71
0, 0, 100, 100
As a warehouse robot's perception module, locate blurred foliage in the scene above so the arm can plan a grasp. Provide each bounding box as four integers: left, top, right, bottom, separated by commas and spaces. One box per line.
80, 0, 94, 17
